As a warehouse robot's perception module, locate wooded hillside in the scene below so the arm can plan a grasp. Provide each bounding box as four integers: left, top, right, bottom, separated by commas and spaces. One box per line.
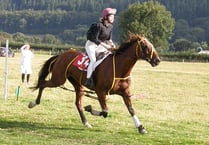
0, 0, 209, 51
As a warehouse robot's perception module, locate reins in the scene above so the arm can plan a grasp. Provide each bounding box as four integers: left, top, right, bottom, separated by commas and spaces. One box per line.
59, 85, 98, 100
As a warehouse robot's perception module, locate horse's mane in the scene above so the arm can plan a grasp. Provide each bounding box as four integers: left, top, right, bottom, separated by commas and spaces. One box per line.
116, 33, 145, 54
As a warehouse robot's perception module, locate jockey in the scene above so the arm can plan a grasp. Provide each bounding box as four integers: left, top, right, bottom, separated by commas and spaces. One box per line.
85, 7, 117, 87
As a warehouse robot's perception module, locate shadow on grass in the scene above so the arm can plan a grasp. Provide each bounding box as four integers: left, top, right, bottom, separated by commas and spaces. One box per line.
0, 118, 103, 133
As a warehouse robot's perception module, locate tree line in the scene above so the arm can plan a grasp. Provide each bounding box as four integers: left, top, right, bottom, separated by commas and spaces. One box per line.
0, 0, 209, 52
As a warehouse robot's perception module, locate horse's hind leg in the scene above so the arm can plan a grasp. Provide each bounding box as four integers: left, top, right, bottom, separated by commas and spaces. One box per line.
28, 87, 44, 108
75, 88, 92, 128
69, 78, 92, 128
29, 79, 64, 108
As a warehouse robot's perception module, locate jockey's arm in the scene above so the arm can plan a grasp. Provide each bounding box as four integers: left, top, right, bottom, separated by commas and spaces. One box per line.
100, 42, 111, 50
108, 40, 116, 49
100, 40, 116, 50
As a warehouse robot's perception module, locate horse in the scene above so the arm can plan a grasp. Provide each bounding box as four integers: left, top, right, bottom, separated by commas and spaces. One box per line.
28, 33, 160, 134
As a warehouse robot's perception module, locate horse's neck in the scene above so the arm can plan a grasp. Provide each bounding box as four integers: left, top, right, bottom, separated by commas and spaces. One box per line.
114, 48, 137, 77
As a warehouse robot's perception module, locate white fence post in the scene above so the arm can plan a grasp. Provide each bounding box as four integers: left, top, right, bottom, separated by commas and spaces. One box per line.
3, 40, 9, 101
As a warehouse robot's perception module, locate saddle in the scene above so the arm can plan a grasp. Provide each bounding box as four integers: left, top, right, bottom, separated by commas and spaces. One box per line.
73, 51, 111, 71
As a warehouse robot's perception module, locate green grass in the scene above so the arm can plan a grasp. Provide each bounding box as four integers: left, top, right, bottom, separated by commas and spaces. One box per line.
0, 53, 209, 145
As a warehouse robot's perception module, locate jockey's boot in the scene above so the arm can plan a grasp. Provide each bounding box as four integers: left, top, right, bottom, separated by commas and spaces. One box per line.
85, 78, 95, 89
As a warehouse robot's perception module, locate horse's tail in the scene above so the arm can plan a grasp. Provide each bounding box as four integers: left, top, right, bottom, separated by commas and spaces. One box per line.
32, 55, 59, 90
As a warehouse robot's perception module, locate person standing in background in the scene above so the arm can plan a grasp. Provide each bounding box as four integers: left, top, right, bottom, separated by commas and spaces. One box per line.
20, 44, 34, 85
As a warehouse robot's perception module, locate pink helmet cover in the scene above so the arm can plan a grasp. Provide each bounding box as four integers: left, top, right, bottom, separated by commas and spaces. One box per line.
102, 8, 117, 18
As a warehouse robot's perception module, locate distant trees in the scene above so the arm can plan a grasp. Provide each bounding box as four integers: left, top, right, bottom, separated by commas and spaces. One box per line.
173, 19, 206, 43
0, 0, 209, 51
0, 10, 98, 45
173, 39, 193, 52
119, 1, 174, 52
0, 31, 59, 45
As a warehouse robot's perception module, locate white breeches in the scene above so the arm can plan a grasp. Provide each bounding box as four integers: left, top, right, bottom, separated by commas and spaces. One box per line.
85, 40, 107, 78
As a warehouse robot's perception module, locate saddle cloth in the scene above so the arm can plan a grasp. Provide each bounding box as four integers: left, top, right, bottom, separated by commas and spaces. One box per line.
73, 51, 111, 71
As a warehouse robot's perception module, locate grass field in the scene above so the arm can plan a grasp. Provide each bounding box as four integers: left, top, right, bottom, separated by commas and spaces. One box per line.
0, 53, 209, 145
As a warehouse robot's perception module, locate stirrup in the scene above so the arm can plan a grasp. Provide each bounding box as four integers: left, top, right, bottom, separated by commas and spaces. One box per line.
85, 78, 95, 89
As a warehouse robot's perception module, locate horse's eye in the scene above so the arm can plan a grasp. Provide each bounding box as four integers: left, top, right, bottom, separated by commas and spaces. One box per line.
141, 43, 148, 54
141, 42, 145, 48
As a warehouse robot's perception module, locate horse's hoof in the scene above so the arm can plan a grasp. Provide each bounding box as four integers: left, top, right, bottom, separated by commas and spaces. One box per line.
84, 122, 92, 128
138, 125, 148, 134
28, 102, 36, 108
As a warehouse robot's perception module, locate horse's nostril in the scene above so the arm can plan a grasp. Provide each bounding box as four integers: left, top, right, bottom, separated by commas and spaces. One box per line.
158, 58, 161, 63
151, 58, 160, 67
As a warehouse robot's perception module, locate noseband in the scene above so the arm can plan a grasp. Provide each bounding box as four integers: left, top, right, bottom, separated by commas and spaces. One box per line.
136, 38, 154, 62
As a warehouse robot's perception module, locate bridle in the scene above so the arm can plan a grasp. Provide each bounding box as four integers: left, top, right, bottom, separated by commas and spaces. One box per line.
136, 38, 154, 62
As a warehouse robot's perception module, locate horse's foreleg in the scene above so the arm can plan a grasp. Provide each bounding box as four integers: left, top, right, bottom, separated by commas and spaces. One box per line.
97, 93, 108, 118
122, 95, 147, 134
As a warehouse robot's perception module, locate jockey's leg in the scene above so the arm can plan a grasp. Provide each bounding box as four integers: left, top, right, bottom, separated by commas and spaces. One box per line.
87, 61, 94, 79
85, 40, 96, 79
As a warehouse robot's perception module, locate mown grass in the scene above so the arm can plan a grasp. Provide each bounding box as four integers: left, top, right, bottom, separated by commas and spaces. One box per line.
0, 53, 209, 145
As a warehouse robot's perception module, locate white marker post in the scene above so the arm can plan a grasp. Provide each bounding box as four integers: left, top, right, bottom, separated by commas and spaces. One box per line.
3, 40, 9, 101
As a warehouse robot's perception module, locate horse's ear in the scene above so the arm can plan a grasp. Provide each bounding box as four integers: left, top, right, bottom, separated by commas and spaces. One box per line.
128, 31, 135, 39
137, 33, 145, 40
128, 31, 132, 35
139, 33, 145, 37
128, 31, 131, 38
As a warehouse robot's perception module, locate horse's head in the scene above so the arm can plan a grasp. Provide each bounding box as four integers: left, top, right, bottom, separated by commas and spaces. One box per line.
116, 33, 160, 66
136, 35, 160, 67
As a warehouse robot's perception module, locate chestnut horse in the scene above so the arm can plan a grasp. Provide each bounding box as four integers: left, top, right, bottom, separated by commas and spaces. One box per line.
28, 33, 160, 134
